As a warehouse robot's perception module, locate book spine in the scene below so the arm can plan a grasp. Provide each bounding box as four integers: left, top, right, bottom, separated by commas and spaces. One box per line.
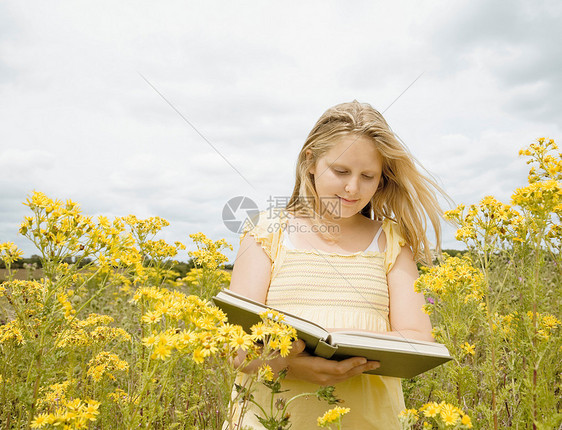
313, 340, 338, 359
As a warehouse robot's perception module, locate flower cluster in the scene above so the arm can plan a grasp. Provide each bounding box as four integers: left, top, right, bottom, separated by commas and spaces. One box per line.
0, 320, 25, 345
36, 380, 74, 408
56, 313, 131, 348
256, 309, 297, 357
511, 179, 562, 219
188, 233, 233, 271
107, 388, 137, 405
317, 406, 350, 428
122, 215, 170, 243
183, 267, 231, 289
5, 191, 303, 429
444, 197, 522, 249
183, 232, 233, 299
406, 138, 562, 429
445, 139, 561, 254
0, 242, 24, 266
87, 351, 129, 382
399, 402, 472, 429
519, 137, 562, 183
415, 255, 485, 304
525, 311, 561, 341
20, 192, 139, 268
135, 286, 296, 366
31, 398, 100, 429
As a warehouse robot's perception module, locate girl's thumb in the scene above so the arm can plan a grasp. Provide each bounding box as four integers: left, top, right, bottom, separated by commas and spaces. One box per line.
291, 339, 306, 354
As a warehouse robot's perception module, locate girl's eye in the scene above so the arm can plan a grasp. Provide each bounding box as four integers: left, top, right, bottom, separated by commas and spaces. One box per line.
362, 174, 374, 180
333, 169, 348, 175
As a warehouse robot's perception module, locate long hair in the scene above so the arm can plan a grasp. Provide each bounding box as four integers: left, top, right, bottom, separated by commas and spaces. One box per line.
286, 100, 450, 265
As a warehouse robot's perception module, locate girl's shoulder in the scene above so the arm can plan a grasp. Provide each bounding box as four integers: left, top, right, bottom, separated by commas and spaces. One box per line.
241, 208, 288, 236
240, 208, 288, 260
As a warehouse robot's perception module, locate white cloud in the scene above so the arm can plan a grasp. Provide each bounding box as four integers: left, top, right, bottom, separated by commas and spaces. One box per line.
0, 0, 560, 262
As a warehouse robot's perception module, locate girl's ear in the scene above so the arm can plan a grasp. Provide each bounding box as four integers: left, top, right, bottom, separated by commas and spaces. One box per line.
305, 150, 316, 175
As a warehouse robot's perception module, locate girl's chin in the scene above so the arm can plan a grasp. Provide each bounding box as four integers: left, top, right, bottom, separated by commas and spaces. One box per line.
320, 208, 361, 221
318, 198, 364, 220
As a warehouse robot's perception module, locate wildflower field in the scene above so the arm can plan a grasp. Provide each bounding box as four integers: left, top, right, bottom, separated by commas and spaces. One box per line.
0, 138, 560, 430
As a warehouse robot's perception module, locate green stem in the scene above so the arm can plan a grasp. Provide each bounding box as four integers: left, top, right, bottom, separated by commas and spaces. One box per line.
479, 240, 499, 430
144, 355, 180, 429
127, 362, 159, 429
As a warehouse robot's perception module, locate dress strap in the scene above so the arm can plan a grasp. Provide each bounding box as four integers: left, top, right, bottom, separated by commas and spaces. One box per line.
364, 225, 383, 253
283, 228, 296, 249
381, 219, 406, 273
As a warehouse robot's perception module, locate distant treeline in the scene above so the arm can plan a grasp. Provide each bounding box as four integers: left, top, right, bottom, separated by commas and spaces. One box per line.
441, 249, 466, 258
1, 252, 465, 275
0, 255, 234, 278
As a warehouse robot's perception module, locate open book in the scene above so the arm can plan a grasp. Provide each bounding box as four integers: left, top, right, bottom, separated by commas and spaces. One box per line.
212, 289, 452, 379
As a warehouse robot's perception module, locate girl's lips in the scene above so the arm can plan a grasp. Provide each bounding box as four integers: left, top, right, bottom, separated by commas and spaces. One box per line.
338, 196, 359, 204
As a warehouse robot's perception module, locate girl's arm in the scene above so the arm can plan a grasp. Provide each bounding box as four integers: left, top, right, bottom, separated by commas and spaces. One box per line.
229, 234, 380, 385
228, 233, 272, 303
385, 245, 434, 342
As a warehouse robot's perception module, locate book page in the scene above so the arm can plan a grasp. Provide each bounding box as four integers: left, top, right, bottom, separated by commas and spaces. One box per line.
331, 330, 442, 347
214, 290, 330, 340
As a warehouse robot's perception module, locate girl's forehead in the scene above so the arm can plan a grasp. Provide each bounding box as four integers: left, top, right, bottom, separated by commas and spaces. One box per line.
322, 135, 381, 164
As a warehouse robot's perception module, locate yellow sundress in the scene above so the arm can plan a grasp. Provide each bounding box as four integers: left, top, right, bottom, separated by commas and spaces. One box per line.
228, 210, 406, 429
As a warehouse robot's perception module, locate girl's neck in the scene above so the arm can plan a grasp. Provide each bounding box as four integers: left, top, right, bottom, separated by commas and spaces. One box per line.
319, 212, 366, 230
286, 210, 378, 253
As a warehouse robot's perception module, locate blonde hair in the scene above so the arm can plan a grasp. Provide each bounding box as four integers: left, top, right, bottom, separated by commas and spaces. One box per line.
286, 100, 449, 265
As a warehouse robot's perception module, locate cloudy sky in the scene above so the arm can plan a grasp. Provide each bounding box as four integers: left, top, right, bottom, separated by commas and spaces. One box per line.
1, 0, 560, 262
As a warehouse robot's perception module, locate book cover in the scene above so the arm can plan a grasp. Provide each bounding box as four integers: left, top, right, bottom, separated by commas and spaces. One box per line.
212, 289, 452, 379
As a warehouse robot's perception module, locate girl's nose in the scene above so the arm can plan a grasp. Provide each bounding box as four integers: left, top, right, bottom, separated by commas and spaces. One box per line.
344, 177, 360, 194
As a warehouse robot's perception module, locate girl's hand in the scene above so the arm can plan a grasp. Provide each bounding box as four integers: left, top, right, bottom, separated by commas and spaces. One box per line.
271, 340, 380, 386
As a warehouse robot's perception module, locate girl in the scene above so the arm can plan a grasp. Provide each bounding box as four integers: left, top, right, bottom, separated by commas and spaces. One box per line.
228, 100, 447, 429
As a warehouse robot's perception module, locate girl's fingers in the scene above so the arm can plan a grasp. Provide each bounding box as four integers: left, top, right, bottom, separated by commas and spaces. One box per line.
327, 358, 380, 379
290, 339, 306, 355
334, 356, 368, 373
353, 360, 380, 375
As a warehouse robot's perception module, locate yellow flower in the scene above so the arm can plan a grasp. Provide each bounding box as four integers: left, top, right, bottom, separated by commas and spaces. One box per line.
258, 364, 274, 382
415, 256, 485, 303
177, 330, 196, 348
460, 342, 476, 356
421, 401, 441, 417
317, 406, 350, 427
461, 413, 473, 428
82, 399, 100, 421
541, 314, 561, 330
192, 348, 205, 364
229, 331, 253, 351
277, 335, 293, 357
422, 304, 433, 315
440, 403, 460, 426
31, 413, 50, 428
142, 335, 158, 347
251, 322, 267, 341
398, 408, 419, 427
151, 343, 172, 360
141, 311, 162, 324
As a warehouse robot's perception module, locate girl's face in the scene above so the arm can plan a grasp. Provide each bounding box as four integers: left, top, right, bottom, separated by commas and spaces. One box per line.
309, 134, 383, 220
